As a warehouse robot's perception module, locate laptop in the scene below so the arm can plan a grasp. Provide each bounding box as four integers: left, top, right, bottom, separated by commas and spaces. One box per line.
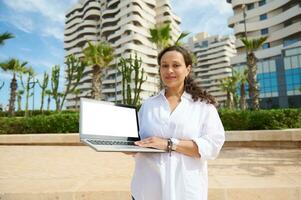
79, 98, 165, 152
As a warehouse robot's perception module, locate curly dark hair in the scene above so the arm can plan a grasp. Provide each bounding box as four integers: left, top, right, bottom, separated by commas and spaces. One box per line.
157, 45, 216, 104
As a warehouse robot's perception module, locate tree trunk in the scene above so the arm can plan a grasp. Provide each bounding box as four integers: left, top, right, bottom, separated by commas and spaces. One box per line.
17, 95, 22, 111
240, 82, 247, 110
75, 94, 79, 110
47, 96, 50, 111
91, 65, 102, 100
8, 73, 17, 116
56, 98, 61, 112
25, 87, 30, 117
40, 91, 45, 113
226, 92, 234, 109
247, 53, 259, 110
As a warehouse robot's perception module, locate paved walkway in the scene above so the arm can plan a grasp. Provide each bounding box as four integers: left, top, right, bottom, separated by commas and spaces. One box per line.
0, 146, 300, 200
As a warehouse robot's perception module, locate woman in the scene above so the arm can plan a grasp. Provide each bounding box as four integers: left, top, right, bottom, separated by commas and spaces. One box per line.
131, 45, 225, 200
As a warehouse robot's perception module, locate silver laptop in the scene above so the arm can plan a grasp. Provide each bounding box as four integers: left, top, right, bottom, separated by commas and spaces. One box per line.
79, 98, 165, 152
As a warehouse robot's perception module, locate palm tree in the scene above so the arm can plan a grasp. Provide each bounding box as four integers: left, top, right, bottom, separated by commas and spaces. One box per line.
175, 31, 190, 46
83, 41, 114, 100
233, 70, 248, 110
149, 23, 172, 50
16, 90, 24, 111
241, 36, 268, 110
149, 23, 190, 51
0, 59, 28, 116
0, 32, 14, 46
219, 76, 238, 109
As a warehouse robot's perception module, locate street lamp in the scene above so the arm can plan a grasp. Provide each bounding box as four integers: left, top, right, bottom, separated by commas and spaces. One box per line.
242, 4, 248, 41
241, 4, 249, 67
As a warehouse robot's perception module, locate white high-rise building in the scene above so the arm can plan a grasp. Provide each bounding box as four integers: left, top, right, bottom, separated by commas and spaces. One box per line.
227, 0, 301, 108
64, 0, 181, 108
186, 32, 236, 105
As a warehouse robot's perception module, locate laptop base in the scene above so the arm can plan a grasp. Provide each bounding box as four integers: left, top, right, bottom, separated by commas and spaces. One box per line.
82, 140, 166, 153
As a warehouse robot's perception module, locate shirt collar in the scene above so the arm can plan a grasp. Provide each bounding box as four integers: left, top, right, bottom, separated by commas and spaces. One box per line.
158, 89, 192, 101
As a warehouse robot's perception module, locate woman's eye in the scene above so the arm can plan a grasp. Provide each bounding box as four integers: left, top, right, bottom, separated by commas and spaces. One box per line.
161, 65, 168, 68
174, 64, 180, 68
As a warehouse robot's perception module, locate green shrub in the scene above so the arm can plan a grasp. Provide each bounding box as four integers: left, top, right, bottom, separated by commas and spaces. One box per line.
0, 109, 300, 134
218, 109, 251, 130
0, 113, 79, 134
218, 108, 301, 130
0, 110, 78, 117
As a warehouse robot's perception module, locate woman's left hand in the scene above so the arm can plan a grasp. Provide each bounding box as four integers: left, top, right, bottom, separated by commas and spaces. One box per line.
135, 137, 168, 150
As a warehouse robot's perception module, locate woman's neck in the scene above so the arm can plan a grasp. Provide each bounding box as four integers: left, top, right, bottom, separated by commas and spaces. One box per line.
165, 86, 184, 98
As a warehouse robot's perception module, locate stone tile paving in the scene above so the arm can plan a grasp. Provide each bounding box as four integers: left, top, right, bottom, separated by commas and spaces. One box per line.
0, 146, 300, 200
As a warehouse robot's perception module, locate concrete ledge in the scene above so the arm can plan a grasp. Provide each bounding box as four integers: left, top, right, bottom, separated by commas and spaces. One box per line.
0, 133, 81, 145
0, 129, 300, 145
226, 129, 301, 141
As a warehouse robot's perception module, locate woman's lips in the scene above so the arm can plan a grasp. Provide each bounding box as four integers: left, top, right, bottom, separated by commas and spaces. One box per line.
165, 76, 176, 80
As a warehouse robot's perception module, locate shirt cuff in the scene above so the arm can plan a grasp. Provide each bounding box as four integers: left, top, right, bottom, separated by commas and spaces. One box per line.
192, 136, 223, 161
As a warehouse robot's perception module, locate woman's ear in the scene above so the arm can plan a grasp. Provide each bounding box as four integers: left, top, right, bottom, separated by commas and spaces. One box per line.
186, 65, 192, 76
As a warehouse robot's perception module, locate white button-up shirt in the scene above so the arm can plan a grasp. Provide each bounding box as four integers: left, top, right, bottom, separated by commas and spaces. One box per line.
131, 90, 225, 200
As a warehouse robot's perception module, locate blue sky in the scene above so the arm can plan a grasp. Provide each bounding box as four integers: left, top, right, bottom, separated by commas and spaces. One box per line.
0, 0, 233, 110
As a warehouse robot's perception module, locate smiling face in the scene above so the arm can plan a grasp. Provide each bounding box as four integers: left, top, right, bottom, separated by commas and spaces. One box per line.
159, 50, 191, 91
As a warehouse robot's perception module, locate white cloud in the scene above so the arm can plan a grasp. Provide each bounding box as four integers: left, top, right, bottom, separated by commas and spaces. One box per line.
30, 59, 56, 70
0, 14, 34, 33
172, 0, 232, 15
42, 26, 64, 41
0, 72, 12, 81
2, 0, 77, 41
2, 0, 72, 23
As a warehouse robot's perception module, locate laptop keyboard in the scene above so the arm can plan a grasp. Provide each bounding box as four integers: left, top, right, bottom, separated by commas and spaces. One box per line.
87, 140, 135, 146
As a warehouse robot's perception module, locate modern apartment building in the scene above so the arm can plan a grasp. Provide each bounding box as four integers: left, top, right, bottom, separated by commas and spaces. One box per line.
227, 0, 301, 108
186, 32, 237, 105
64, 0, 181, 108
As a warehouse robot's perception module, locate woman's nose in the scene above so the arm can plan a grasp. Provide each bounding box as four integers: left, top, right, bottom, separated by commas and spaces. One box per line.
167, 66, 174, 73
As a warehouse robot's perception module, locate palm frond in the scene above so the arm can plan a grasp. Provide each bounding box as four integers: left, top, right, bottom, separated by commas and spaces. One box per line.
0, 32, 15, 45
175, 31, 190, 46
241, 36, 268, 52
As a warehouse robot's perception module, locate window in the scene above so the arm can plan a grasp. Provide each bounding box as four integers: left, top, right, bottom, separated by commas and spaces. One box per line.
269, 60, 276, 72
283, 37, 301, 47
291, 56, 299, 68
284, 57, 291, 69
259, 0, 266, 6
246, 3, 254, 10
285, 68, 301, 95
202, 41, 208, 48
260, 14, 267, 20
262, 43, 270, 49
261, 28, 268, 35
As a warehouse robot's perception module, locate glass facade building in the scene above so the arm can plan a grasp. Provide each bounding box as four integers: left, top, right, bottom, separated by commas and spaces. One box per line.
234, 45, 301, 108
227, 0, 301, 108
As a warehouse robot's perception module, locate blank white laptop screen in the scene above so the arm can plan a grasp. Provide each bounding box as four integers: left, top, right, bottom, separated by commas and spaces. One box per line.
81, 100, 139, 137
